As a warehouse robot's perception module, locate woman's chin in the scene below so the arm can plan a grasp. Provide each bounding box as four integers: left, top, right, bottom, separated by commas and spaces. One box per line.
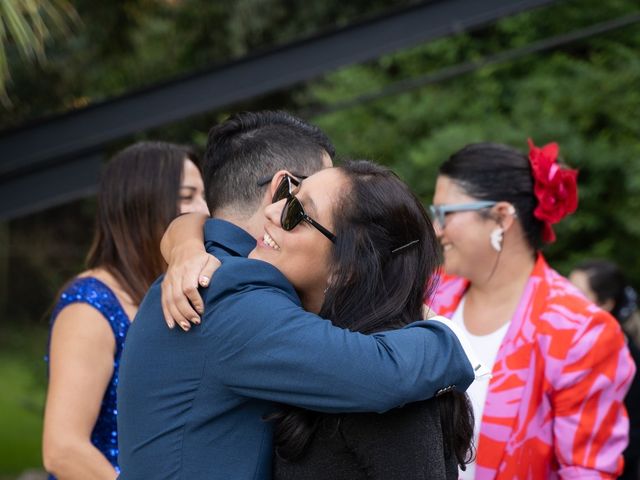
442, 258, 462, 278
249, 243, 281, 266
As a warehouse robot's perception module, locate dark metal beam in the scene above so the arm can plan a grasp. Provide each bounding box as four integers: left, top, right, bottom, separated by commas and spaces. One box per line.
0, 0, 559, 220
0, 154, 102, 220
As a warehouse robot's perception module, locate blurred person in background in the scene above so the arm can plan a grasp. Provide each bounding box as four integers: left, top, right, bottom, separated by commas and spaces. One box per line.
569, 259, 640, 350
570, 259, 640, 480
42, 141, 208, 480
429, 140, 635, 479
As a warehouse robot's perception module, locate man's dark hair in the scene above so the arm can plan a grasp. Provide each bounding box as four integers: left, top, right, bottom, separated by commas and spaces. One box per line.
270, 160, 474, 469
202, 111, 335, 215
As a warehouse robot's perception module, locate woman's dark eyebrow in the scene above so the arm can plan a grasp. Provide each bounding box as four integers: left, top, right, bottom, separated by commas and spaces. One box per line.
296, 179, 321, 216
300, 193, 319, 217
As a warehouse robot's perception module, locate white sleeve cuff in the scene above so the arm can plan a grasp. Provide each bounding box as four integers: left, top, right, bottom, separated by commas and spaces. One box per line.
429, 315, 492, 381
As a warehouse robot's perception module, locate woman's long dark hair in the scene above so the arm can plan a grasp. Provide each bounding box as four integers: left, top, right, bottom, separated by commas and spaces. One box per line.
271, 160, 474, 467
86, 141, 199, 305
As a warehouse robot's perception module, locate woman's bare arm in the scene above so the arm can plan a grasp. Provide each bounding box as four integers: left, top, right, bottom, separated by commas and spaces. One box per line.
43, 304, 118, 480
160, 213, 219, 330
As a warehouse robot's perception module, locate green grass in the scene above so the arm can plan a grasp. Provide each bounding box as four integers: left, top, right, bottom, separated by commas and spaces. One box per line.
0, 326, 48, 476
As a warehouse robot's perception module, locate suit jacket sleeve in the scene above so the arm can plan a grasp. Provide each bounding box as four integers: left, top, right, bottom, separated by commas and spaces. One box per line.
203, 258, 474, 413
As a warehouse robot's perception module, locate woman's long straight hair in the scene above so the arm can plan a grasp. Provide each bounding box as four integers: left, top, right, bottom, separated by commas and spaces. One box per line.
86, 141, 199, 305
271, 160, 474, 468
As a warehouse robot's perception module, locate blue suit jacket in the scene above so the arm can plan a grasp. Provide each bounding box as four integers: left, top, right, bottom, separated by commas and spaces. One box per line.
117, 219, 473, 480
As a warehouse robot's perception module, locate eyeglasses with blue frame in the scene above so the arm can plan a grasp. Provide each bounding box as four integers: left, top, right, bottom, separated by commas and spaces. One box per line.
428, 201, 497, 227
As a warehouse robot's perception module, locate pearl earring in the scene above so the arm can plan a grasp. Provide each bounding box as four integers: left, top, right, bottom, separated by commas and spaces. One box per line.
490, 227, 504, 252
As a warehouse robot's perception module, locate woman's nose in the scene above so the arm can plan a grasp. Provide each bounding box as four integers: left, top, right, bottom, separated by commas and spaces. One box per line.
194, 196, 209, 216
264, 199, 286, 227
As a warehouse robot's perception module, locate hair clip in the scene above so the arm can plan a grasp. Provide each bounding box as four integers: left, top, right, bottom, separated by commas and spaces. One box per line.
391, 239, 419, 254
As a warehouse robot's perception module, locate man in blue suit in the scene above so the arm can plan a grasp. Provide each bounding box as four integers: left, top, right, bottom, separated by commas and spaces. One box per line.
117, 111, 475, 479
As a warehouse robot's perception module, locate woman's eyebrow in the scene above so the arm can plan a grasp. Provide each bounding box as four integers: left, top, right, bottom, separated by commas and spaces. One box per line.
298, 192, 319, 217
179, 186, 197, 191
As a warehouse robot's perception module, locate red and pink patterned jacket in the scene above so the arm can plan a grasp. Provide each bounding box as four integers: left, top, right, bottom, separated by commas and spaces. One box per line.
429, 255, 635, 479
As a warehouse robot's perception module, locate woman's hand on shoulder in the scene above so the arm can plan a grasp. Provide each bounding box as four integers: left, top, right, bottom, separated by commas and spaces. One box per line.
161, 242, 220, 331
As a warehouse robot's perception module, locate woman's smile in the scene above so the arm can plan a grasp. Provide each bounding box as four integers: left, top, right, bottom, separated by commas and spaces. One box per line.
261, 231, 281, 251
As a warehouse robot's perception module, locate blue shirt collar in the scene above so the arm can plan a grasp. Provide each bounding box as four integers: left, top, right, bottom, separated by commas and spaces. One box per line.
203, 218, 256, 258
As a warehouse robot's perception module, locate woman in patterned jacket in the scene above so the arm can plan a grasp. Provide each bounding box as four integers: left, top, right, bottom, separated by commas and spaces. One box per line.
428, 140, 635, 479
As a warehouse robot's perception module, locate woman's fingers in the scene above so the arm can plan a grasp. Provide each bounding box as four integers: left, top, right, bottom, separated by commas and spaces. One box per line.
162, 250, 220, 330
189, 254, 221, 313
179, 253, 218, 316
162, 255, 202, 330
197, 255, 221, 290
161, 279, 177, 329
162, 278, 193, 330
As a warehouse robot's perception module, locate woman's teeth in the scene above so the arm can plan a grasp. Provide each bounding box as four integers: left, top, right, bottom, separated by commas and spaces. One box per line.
263, 232, 280, 250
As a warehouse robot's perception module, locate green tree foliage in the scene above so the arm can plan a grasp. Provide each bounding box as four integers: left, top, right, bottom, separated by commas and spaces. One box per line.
1, 0, 415, 129
2, 0, 417, 328
0, 0, 78, 105
4, 1, 639, 475
3, 0, 640, 325
300, 0, 640, 283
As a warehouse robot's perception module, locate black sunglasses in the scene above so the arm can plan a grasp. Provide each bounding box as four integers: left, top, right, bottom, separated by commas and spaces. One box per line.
273, 175, 336, 243
257, 172, 308, 188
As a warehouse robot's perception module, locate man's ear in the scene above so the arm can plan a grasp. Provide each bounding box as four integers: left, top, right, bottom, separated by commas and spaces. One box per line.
266, 170, 292, 203
494, 202, 517, 231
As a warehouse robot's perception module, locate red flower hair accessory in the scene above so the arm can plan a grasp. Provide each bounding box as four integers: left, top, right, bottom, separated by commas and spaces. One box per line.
527, 138, 578, 243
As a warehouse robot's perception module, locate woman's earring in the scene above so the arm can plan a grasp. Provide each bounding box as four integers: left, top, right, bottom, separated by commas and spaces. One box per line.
490, 227, 504, 252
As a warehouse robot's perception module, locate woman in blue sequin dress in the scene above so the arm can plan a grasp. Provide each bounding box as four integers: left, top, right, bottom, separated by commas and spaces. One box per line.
42, 141, 209, 480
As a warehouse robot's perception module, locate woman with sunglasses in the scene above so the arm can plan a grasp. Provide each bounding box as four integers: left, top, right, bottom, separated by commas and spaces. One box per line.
156, 160, 475, 478
429, 140, 635, 479
264, 161, 474, 479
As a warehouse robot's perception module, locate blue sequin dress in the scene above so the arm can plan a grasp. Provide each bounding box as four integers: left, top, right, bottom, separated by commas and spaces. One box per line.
46, 276, 131, 478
